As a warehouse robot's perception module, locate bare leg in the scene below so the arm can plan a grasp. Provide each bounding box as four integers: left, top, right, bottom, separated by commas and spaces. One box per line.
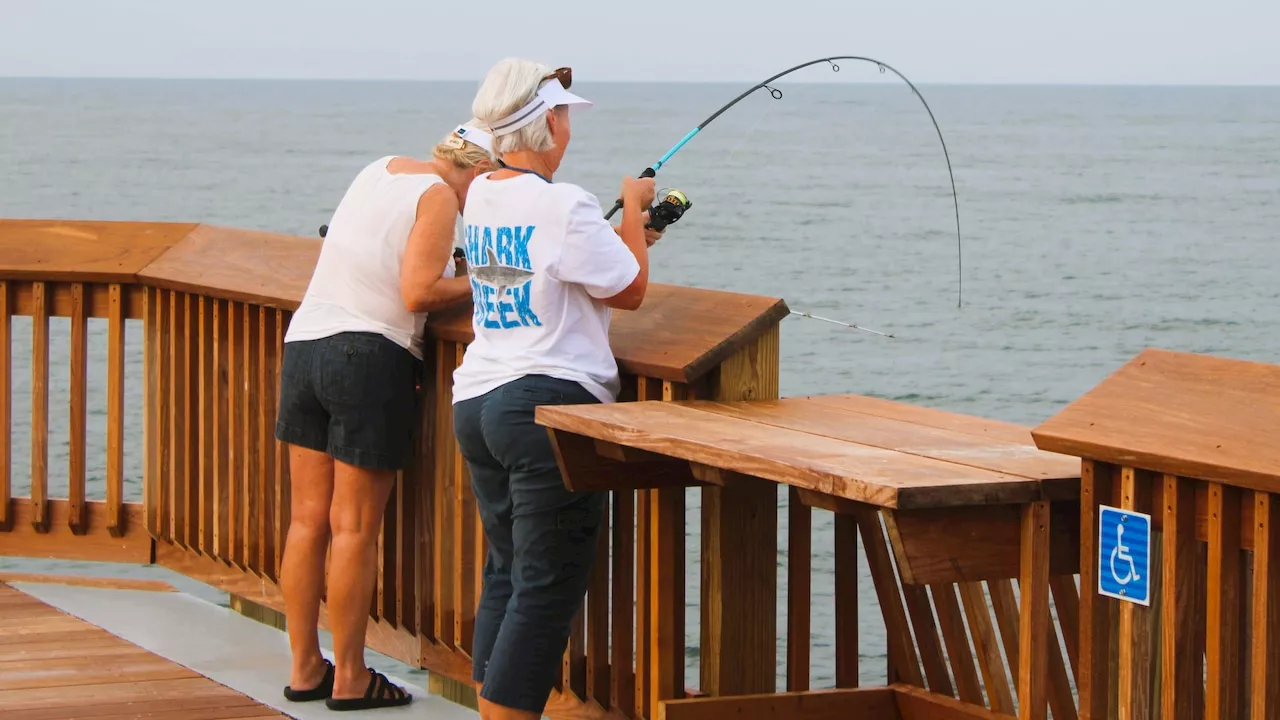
478, 695, 543, 720
328, 459, 397, 699
280, 444, 335, 690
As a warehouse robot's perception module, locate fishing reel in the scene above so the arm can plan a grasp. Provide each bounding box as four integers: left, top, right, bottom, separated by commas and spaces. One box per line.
646, 188, 692, 233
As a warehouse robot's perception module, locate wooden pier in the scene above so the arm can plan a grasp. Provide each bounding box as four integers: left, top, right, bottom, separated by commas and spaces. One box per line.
0, 580, 287, 719
1, 219, 1278, 719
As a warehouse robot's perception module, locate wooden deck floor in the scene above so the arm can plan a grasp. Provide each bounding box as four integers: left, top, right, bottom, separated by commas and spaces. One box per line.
0, 582, 290, 719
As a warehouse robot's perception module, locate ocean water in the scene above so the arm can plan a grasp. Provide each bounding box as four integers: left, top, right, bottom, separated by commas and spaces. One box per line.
2, 78, 1280, 690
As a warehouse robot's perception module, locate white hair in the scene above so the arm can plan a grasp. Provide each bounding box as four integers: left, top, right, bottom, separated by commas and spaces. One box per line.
471, 57, 556, 155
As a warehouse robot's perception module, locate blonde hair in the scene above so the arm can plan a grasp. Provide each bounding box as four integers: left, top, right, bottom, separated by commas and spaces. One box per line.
431, 119, 497, 170
471, 57, 556, 155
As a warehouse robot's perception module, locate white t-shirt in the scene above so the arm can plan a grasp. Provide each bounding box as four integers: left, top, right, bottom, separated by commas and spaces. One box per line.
451, 173, 641, 405
286, 156, 455, 360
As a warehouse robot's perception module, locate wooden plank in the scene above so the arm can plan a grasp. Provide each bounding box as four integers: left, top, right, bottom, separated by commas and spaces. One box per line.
650, 481, 685, 712
1033, 348, 1280, 496
1016, 501, 1050, 720
242, 304, 260, 574
155, 289, 172, 541
452, 343, 475, 655
1049, 576, 1080, 680
1206, 482, 1241, 720
0, 573, 173, 592
227, 301, 244, 569
958, 581, 1015, 714
833, 512, 859, 687
1252, 490, 1280, 720
169, 291, 189, 550
30, 281, 50, 533
1115, 468, 1153, 720
611, 490, 636, 714
587, 497, 611, 704
538, 401, 1045, 510
0, 500, 151, 563
808, 394, 1036, 446
854, 505, 924, 687
697, 330, 780, 701
9, 279, 148, 319
0, 654, 197, 690
429, 283, 790, 384
0, 220, 197, 282
657, 687, 897, 720
0, 281, 9, 530
696, 398, 1079, 484
274, 310, 288, 578
106, 284, 126, 537
135, 224, 320, 311
197, 296, 213, 555
893, 683, 1018, 720
887, 502, 1079, 585
931, 582, 986, 705
68, 283, 88, 534
1160, 475, 1202, 720
787, 487, 812, 691
432, 341, 456, 648
1079, 460, 1114, 719
886, 509, 952, 696
212, 299, 229, 560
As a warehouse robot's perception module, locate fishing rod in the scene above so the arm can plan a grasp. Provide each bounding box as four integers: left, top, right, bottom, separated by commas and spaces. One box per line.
602, 55, 964, 309
791, 311, 894, 338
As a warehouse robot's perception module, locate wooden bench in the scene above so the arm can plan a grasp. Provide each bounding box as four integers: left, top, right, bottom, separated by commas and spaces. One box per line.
537, 394, 1083, 720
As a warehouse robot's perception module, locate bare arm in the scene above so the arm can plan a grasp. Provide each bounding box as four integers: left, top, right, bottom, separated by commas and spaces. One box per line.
401, 184, 473, 313
601, 177, 655, 311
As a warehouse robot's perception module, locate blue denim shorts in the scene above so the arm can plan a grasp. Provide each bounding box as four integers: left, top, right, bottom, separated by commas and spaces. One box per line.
274, 331, 419, 471
453, 374, 607, 713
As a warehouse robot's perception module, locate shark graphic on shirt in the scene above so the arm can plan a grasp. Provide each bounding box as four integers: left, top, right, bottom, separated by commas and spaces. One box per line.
469, 246, 535, 303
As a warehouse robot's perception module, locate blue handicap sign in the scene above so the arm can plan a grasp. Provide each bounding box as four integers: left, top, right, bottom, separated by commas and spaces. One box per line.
1098, 505, 1151, 606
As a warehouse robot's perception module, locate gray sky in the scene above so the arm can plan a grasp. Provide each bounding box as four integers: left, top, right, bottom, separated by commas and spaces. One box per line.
2, 0, 1277, 85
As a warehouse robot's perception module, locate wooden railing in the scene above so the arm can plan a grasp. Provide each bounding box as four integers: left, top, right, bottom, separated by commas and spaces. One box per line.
0, 276, 150, 561
1034, 348, 1280, 720
3, 218, 1112, 720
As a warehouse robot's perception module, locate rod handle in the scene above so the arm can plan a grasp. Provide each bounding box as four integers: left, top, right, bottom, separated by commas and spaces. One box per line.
603, 166, 658, 220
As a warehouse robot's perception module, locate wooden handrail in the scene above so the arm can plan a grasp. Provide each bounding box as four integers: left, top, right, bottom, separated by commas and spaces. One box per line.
1, 219, 790, 383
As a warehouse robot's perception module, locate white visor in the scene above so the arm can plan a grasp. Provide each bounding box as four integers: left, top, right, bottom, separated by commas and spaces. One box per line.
451, 124, 495, 155
488, 81, 592, 137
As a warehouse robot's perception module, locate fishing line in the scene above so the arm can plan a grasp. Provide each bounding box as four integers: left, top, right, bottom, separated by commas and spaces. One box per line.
603, 55, 964, 309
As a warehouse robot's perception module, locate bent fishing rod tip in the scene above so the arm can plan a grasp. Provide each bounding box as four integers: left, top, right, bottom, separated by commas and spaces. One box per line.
789, 311, 895, 338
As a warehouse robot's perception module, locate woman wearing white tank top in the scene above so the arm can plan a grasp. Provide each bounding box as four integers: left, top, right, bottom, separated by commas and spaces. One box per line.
275, 122, 498, 711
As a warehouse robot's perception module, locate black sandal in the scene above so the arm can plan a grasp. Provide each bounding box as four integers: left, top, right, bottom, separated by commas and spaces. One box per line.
325, 668, 413, 711
283, 658, 335, 702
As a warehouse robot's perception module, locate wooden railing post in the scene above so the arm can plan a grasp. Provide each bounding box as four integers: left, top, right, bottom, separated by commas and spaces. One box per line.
700, 326, 780, 697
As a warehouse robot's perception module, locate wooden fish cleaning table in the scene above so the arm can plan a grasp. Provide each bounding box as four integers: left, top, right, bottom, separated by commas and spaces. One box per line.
536, 394, 1083, 720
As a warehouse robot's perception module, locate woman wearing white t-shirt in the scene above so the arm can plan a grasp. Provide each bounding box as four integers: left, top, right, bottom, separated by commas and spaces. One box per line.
451, 58, 659, 719
275, 122, 497, 711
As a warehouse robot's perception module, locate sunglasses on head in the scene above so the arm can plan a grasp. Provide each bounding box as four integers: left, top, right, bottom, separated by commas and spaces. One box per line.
543, 67, 572, 90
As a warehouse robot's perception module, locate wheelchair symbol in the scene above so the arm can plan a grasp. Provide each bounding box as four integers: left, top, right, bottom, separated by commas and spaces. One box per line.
1109, 521, 1140, 586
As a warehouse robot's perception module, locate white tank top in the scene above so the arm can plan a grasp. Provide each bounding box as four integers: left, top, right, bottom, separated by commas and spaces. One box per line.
286, 157, 455, 360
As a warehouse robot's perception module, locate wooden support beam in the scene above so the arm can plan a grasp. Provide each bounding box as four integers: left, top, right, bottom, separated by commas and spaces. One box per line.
885, 502, 1079, 586
1017, 500, 1050, 720
547, 428, 700, 492
1078, 460, 1114, 719
700, 327, 779, 697
657, 687, 897, 720
893, 683, 1018, 720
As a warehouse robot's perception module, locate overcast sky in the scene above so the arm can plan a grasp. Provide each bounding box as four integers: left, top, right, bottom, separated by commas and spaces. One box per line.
2, 0, 1277, 85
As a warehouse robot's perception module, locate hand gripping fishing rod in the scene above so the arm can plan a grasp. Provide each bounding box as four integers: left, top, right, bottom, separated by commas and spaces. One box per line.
603, 56, 964, 310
